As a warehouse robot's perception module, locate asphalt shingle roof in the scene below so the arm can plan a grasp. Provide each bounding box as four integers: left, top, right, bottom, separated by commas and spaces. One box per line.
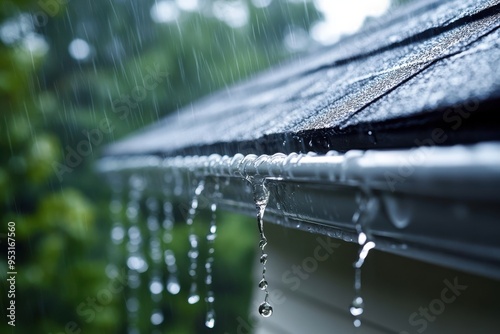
104, 0, 500, 158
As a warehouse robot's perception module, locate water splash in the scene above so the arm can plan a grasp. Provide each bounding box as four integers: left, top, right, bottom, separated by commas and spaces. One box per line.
248, 176, 273, 317
350, 192, 379, 328
204, 181, 219, 328
125, 174, 147, 334
186, 179, 205, 304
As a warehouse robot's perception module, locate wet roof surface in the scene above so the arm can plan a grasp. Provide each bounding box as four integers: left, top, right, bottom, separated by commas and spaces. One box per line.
105, 0, 500, 157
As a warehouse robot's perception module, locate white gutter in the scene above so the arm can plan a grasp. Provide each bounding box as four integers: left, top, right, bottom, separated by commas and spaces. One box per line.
96, 142, 500, 279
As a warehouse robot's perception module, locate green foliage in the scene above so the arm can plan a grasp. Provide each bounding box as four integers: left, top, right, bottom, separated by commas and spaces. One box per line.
0, 0, 320, 333
0, 0, 418, 332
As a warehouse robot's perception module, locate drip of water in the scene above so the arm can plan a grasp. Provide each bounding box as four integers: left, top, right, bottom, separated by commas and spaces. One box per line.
204, 182, 219, 328
186, 180, 205, 304
350, 193, 379, 328
162, 200, 180, 295
382, 193, 413, 229
125, 174, 147, 334
248, 176, 273, 318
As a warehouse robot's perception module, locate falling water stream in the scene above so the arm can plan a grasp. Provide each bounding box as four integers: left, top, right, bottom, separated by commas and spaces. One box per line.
204, 181, 219, 328
248, 176, 273, 318
186, 180, 206, 305
125, 174, 147, 334
109, 177, 125, 250
350, 192, 379, 328
146, 197, 164, 331
162, 201, 180, 295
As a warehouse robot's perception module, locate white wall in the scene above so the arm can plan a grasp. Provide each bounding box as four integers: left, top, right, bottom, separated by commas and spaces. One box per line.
244, 223, 500, 334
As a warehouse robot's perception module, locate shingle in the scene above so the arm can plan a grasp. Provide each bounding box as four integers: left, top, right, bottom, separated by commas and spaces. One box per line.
104, 0, 500, 158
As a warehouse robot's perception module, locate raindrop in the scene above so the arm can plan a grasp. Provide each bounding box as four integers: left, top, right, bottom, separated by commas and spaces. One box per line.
188, 284, 200, 305
350, 296, 364, 316
367, 130, 377, 144
150, 310, 164, 325
205, 309, 216, 328
354, 241, 376, 269
258, 301, 273, 317
111, 225, 125, 244
127, 255, 147, 271
149, 279, 164, 295
166, 275, 181, 295
68, 38, 91, 61
357, 231, 367, 245
150, 1, 180, 23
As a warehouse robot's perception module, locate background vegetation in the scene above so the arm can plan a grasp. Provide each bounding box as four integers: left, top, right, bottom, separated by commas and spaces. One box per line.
0, 0, 413, 332
0, 1, 321, 333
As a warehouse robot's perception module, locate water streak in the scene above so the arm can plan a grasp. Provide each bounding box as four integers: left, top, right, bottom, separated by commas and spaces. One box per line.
146, 197, 164, 329
350, 193, 379, 328
125, 174, 147, 334
109, 179, 125, 246
204, 181, 219, 328
107, 176, 124, 281
186, 179, 205, 304
163, 201, 180, 295
248, 176, 273, 317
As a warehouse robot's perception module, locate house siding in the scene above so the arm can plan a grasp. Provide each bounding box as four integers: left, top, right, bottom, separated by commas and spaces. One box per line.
250, 224, 500, 334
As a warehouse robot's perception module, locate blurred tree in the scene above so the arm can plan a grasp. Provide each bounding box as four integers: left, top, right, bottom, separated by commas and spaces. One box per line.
1, 0, 418, 333
0, 1, 118, 333
0, 0, 320, 333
